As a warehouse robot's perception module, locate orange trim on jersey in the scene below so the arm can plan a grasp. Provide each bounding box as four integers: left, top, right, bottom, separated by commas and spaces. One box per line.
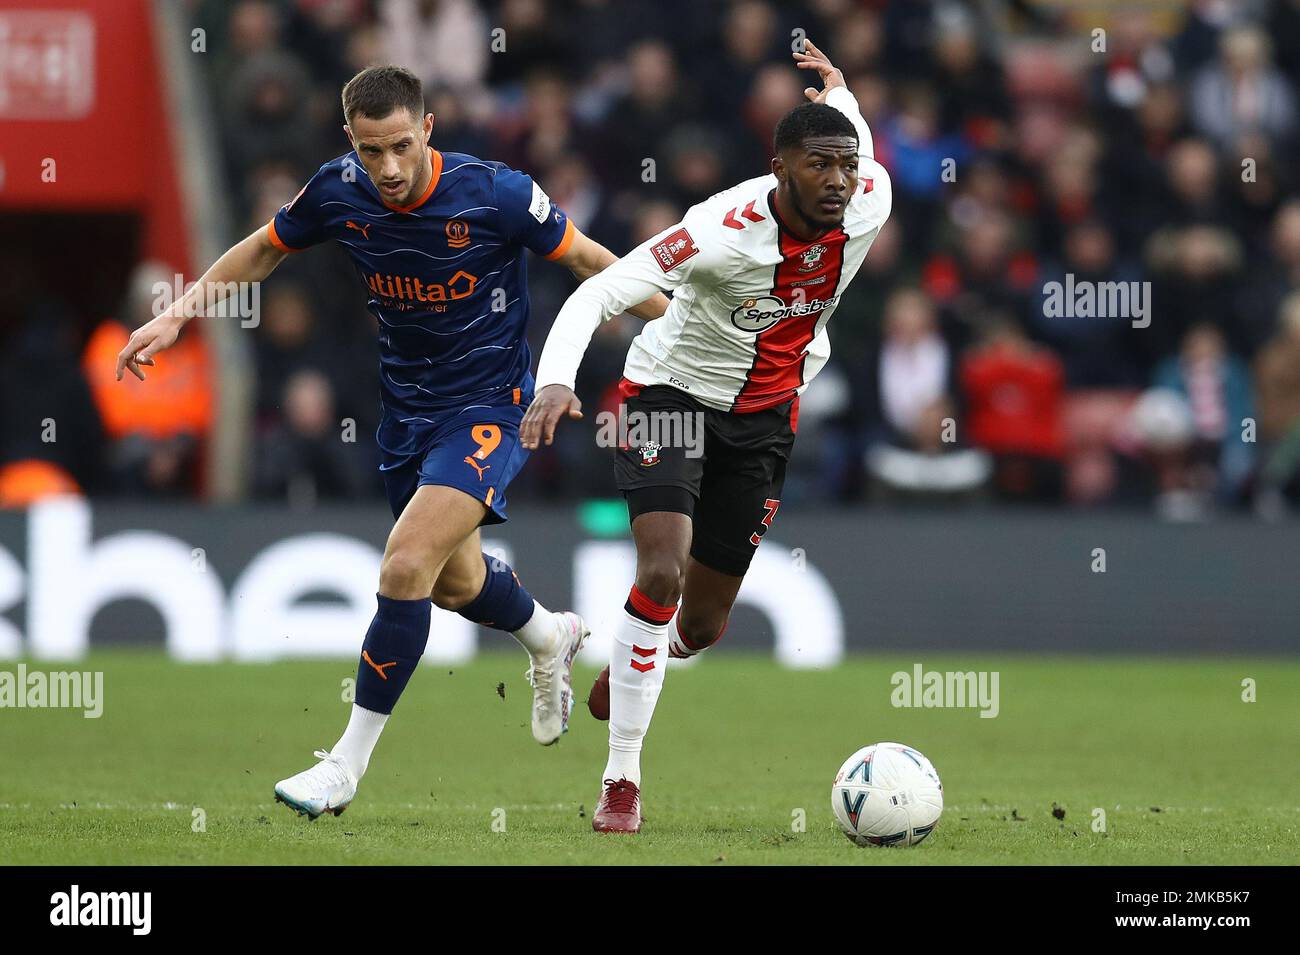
383, 147, 442, 213
512, 387, 521, 405
266, 218, 300, 254
485, 486, 496, 507
543, 218, 576, 261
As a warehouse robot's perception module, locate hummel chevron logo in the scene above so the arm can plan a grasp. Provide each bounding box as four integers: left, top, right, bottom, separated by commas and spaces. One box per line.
630, 644, 657, 673
362, 650, 398, 680
722, 200, 765, 230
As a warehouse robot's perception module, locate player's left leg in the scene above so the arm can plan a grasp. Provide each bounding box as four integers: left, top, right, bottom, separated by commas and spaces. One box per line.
275, 483, 488, 819
585, 559, 740, 720
420, 407, 588, 743
670, 558, 741, 657
674, 396, 795, 651
431, 528, 588, 744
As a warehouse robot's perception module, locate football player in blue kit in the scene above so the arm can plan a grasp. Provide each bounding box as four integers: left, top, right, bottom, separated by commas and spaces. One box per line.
116, 66, 668, 819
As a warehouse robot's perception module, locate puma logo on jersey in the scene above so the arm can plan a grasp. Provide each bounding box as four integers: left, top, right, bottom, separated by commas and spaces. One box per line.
652, 228, 698, 272
345, 220, 371, 240
464, 456, 491, 480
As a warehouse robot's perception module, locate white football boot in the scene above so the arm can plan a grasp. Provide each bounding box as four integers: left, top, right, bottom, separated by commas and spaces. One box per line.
274, 750, 358, 820
525, 612, 589, 745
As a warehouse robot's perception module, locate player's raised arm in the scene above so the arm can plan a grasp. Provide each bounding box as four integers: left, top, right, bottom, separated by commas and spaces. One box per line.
114, 225, 287, 381
521, 217, 714, 449
794, 38, 874, 160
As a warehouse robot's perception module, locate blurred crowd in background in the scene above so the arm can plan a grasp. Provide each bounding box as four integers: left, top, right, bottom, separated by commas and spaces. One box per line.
7, 0, 1300, 519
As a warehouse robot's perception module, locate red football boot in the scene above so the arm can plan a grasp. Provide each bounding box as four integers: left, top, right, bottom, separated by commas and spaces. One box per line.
592, 777, 642, 833
587, 666, 611, 720
589, 636, 693, 721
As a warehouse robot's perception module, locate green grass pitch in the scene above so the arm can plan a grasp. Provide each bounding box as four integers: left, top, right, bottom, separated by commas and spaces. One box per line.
1, 652, 1296, 865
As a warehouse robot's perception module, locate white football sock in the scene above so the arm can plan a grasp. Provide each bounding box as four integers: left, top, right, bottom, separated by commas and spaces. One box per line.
512, 599, 558, 656
668, 612, 725, 658
603, 606, 673, 787
668, 611, 701, 658
331, 703, 389, 780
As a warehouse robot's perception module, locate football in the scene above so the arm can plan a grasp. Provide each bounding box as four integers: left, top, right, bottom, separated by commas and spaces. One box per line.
832, 742, 944, 847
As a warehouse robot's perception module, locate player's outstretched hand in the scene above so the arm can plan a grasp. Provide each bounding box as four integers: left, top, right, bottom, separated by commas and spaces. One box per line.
115, 312, 185, 381
793, 38, 846, 104
520, 384, 583, 449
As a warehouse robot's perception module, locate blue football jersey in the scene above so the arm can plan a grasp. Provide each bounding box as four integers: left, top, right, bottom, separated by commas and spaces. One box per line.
269, 147, 574, 466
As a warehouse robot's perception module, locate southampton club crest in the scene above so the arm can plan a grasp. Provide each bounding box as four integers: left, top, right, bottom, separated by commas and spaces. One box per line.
638, 441, 662, 467
798, 243, 827, 272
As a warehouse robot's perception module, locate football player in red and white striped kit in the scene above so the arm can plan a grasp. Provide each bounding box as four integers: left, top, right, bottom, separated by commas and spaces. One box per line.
521, 40, 893, 833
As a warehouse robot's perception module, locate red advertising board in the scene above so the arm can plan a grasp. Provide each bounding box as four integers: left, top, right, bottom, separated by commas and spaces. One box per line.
0, 0, 191, 273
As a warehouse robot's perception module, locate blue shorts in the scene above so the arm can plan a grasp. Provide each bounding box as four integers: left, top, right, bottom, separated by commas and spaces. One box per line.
381, 401, 531, 524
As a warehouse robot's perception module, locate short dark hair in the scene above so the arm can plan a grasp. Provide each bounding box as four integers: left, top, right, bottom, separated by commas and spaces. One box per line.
773, 102, 857, 154
341, 65, 424, 125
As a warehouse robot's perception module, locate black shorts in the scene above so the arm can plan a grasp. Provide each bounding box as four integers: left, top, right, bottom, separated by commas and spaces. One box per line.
612, 381, 797, 576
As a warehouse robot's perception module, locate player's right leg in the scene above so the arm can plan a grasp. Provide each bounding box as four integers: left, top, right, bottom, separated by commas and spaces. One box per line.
588, 547, 741, 719
592, 506, 693, 834
670, 558, 740, 657
430, 530, 588, 744
588, 553, 733, 720
273, 484, 486, 820
590, 393, 794, 833
590, 383, 708, 833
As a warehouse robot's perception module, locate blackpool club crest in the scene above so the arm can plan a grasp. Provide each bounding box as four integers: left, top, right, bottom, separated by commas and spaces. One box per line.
798, 243, 827, 272
638, 441, 662, 467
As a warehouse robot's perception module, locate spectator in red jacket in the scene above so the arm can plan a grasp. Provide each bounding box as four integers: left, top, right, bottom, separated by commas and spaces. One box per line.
960, 317, 1066, 502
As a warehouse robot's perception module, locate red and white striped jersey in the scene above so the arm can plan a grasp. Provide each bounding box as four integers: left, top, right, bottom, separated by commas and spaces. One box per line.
536, 87, 892, 413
